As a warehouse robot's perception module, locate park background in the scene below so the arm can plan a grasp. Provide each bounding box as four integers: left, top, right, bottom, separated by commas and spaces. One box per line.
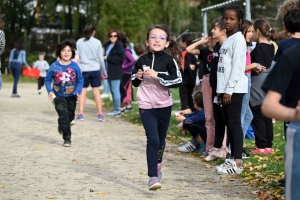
0, 0, 286, 74
1, 0, 288, 198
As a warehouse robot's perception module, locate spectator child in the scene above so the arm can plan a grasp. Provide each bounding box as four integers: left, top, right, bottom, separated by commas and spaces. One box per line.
215, 5, 248, 175
33, 52, 50, 94
45, 39, 84, 147
0, 7, 4, 90
131, 24, 182, 190
261, 42, 300, 200
176, 91, 207, 153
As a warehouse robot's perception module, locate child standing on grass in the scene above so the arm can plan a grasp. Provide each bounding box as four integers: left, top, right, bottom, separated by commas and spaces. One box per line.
215, 5, 248, 175
45, 39, 84, 147
33, 52, 49, 94
131, 24, 182, 190
176, 91, 207, 153
261, 42, 300, 200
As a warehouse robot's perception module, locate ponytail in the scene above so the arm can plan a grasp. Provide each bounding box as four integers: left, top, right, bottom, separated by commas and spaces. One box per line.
269, 28, 277, 41
164, 40, 182, 66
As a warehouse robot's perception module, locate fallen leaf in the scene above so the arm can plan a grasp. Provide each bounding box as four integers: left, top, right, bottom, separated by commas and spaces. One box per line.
0, 186, 5, 188
140, 172, 148, 175
72, 159, 77, 162
36, 146, 42, 149
97, 192, 106, 197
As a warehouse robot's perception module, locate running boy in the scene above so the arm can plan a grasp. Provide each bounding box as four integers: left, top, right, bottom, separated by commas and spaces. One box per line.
45, 39, 84, 147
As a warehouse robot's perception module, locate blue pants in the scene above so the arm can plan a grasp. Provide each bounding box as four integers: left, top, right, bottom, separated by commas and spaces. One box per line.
103, 79, 110, 94
108, 79, 121, 111
10, 62, 22, 94
241, 74, 253, 139
139, 106, 172, 177
285, 121, 300, 200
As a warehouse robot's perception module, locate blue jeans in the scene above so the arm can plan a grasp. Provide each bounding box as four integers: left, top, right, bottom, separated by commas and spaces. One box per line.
241, 74, 253, 139
103, 79, 110, 94
285, 121, 300, 200
10, 62, 22, 94
108, 79, 121, 111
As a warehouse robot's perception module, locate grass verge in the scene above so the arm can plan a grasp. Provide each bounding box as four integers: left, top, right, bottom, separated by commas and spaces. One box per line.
88, 88, 285, 199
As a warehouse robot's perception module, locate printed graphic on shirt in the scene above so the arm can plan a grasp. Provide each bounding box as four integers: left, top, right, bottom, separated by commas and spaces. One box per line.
51, 64, 77, 94
217, 47, 227, 73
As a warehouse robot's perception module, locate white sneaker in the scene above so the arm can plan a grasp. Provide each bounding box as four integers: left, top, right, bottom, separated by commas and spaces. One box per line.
217, 161, 243, 175
216, 159, 234, 172
177, 141, 196, 152
101, 93, 110, 98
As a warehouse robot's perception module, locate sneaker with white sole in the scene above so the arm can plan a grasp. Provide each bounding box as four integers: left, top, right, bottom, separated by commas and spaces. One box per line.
98, 114, 104, 122
242, 148, 250, 159
177, 141, 196, 152
216, 159, 234, 172
70, 120, 75, 126
63, 140, 71, 147
205, 147, 219, 161
148, 177, 161, 190
77, 114, 84, 120
101, 93, 110, 98
108, 110, 121, 116
217, 161, 243, 175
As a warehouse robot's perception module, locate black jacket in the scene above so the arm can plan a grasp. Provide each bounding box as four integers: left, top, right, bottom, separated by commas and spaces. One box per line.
132, 51, 182, 88
104, 40, 125, 80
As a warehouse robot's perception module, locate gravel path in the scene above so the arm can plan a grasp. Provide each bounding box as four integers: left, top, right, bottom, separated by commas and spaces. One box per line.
0, 83, 257, 200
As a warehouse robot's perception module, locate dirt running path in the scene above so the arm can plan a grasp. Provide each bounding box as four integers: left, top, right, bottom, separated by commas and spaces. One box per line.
0, 83, 256, 200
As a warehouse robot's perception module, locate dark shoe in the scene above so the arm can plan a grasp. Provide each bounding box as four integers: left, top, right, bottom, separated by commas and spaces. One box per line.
278, 182, 285, 188
242, 148, 250, 159
278, 177, 285, 184
63, 140, 71, 147
279, 189, 285, 196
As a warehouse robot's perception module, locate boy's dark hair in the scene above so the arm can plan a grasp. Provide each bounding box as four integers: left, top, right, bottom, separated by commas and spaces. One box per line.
254, 19, 277, 41
193, 91, 204, 108
283, 9, 300, 34
224, 5, 244, 31
147, 24, 181, 66
212, 17, 226, 30
134, 43, 146, 56
55, 39, 76, 59
241, 19, 253, 46
83, 23, 95, 40
181, 33, 194, 46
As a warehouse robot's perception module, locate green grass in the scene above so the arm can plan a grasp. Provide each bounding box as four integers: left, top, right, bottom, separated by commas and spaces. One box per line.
88, 88, 285, 198
2, 74, 37, 83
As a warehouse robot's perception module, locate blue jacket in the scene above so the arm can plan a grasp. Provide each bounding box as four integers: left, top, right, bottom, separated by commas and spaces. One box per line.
9, 48, 29, 67
45, 61, 84, 97
183, 109, 206, 128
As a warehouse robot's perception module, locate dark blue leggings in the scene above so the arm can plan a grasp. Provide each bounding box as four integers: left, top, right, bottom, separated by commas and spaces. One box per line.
139, 106, 172, 177
10, 62, 22, 94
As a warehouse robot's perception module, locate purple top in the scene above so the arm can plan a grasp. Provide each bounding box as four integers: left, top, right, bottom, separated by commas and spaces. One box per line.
122, 47, 135, 74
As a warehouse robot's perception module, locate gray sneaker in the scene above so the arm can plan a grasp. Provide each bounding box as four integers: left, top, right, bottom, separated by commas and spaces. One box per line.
148, 177, 161, 190
63, 140, 71, 147
108, 110, 121, 116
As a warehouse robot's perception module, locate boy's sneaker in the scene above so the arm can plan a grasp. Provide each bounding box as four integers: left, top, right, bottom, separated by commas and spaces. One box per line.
193, 142, 206, 153
98, 114, 104, 122
216, 159, 234, 172
108, 110, 121, 116
157, 163, 163, 182
63, 140, 71, 147
177, 141, 196, 152
217, 161, 243, 175
101, 93, 110, 98
70, 120, 75, 126
148, 177, 161, 190
242, 148, 250, 159
38, 89, 41, 95
77, 114, 84, 120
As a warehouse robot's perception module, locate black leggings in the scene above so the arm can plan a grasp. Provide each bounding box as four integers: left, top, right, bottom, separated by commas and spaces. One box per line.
185, 123, 207, 143
221, 93, 244, 159
211, 86, 226, 148
38, 77, 45, 90
250, 105, 273, 148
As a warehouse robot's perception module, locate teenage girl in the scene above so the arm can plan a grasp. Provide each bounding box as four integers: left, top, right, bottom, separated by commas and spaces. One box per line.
216, 5, 248, 175
131, 24, 182, 190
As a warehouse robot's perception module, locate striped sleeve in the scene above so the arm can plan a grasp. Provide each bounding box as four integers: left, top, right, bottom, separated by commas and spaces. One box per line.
156, 58, 182, 88
0, 30, 5, 70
